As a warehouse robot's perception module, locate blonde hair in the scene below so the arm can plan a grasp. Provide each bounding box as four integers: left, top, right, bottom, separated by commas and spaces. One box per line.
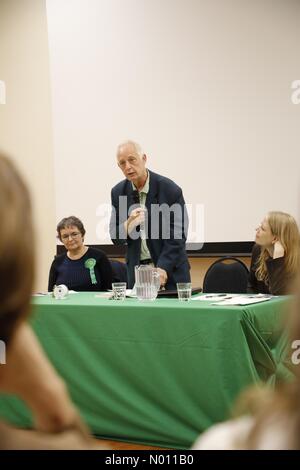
256, 211, 300, 285
0, 153, 34, 345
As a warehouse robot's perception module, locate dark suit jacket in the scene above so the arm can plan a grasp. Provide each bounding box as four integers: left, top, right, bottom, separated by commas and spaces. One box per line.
110, 170, 190, 289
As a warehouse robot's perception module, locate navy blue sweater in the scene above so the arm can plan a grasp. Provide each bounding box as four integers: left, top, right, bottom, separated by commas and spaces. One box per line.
48, 247, 112, 292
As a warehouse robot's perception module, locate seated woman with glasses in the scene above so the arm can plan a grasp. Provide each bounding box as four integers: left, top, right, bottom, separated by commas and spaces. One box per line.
48, 216, 112, 292
247, 211, 300, 295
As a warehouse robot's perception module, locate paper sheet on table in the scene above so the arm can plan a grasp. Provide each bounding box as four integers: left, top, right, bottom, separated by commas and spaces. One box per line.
95, 291, 113, 298
33, 291, 79, 296
126, 289, 136, 298
191, 294, 232, 302
211, 295, 272, 306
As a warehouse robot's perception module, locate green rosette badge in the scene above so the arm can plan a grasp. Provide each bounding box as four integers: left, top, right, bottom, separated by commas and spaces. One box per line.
84, 258, 97, 285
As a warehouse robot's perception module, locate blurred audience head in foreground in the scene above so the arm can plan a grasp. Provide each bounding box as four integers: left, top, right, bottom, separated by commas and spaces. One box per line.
0, 152, 103, 449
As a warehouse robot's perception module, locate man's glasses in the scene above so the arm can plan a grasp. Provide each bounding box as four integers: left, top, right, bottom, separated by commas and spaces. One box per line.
60, 232, 81, 241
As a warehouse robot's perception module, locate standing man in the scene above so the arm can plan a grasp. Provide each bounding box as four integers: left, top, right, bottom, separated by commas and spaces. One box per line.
110, 140, 190, 289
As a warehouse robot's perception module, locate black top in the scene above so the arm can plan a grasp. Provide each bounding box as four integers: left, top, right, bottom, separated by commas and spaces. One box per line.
48, 247, 113, 292
247, 244, 291, 295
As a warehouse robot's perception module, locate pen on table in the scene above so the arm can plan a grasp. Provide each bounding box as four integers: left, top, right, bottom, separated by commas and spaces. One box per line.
205, 294, 227, 299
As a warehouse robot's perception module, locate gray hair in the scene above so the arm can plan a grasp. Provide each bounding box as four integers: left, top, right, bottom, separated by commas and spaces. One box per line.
116, 140, 144, 158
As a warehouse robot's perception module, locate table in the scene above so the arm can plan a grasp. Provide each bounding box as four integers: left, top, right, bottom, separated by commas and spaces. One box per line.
0, 293, 291, 448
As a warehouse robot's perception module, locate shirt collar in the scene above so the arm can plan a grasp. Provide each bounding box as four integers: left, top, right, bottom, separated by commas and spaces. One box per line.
131, 170, 150, 195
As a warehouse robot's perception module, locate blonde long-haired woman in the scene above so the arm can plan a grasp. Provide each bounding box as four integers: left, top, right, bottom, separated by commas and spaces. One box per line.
247, 211, 300, 295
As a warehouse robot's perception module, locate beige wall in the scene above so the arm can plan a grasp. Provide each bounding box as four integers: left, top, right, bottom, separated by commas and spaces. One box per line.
47, 0, 300, 244
0, 0, 55, 291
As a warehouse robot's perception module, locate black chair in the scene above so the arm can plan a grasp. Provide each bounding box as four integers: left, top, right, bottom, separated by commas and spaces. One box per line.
110, 259, 128, 283
202, 257, 249, 294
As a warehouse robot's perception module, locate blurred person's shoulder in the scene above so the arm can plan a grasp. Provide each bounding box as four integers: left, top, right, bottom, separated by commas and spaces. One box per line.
255, 413, 294, 450
191, 416, 254, 450
192, 412, 293, 450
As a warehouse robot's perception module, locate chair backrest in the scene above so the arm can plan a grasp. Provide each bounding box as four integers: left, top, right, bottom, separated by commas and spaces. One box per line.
202, 257, 249, 294
110, 259, 128, 284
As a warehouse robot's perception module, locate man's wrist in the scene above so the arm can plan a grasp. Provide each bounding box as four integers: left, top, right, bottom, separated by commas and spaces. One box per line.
124, 218, 134, 235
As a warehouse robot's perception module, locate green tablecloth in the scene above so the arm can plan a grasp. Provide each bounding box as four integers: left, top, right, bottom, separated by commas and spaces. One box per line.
0, 293, 291, 448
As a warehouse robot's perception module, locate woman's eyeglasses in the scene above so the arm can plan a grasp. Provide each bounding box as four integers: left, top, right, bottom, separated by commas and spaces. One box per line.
60, 232, 81, 241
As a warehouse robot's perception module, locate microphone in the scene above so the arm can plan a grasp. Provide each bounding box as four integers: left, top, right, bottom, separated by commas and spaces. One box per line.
131, 190, 144, 233
132, 190, 140, 206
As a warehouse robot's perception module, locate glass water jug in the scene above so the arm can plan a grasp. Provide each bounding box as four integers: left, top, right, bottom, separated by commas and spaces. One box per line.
134, 265, 160, 301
